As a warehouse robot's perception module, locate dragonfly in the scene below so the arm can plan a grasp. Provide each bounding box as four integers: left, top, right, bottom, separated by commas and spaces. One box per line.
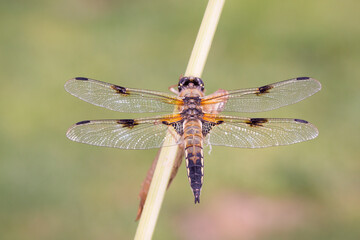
65, 76, 321, 203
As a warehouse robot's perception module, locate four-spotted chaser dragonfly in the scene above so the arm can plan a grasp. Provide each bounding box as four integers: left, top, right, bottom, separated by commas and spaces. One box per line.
65, 76, 321, 203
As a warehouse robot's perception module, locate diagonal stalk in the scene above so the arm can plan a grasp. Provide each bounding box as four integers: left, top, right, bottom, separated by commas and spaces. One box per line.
134, 1, 225, 239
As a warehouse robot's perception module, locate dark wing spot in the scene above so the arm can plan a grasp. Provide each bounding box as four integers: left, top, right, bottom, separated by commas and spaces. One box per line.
172, 121, 184, 136
75, 77, 88, 81
246, 118, 268, 127
117, 119, 138, 128
202, 121, 216, 137
76, 120, 90, 125
257, 84, 273, 95
294, 118, 308, 124
259, 85, 273, 93
111, 84, 128, 95
162, 121, 170, 125
296, 77, 310, 80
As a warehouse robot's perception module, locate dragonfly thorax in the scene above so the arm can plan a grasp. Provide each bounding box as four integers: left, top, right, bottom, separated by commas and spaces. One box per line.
183, 96, 201, 106
180, 96, 204, 119
181, 108, 203, 119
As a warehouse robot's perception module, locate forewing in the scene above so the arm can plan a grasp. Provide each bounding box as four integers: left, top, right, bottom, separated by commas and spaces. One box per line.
66, 115, 182, 149
65, 77, 182, 113
201, 77, 321, 113
203, 115, 319, 148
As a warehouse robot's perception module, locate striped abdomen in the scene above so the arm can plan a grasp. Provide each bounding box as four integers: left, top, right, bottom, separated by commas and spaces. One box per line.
183, 119, 204, 203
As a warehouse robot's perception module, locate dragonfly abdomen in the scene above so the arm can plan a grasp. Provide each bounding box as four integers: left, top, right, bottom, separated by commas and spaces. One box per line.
183, 119, 204, 204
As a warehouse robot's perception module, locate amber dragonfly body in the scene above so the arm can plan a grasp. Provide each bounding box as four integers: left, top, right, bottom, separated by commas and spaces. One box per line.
65, 76, 321, 203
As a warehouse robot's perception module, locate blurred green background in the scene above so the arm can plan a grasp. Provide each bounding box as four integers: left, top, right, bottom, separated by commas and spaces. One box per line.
1, 0, 359, 239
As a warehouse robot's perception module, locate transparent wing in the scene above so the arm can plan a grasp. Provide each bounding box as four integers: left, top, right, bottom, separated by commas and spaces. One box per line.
65, 77, 182, 113
66, 115, 182, 149
201, 77, 321, 113
204, 115, 319, 148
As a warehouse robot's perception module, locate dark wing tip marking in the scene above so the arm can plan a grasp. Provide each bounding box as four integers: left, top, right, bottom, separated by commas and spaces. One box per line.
246, 118, 268, 127
296, 77, 310, 80
111, 84, 128, 94
294, 118, 309, 124
117, 119, 139, 128
76, 120, 91, 125
258, 84, 273, 94
75, 77, 89, 81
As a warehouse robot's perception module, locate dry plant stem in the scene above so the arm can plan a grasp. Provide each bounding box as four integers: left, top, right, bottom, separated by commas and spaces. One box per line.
185, 0, 225, 77
136, 144, 184, 221
134, 0, 225, 239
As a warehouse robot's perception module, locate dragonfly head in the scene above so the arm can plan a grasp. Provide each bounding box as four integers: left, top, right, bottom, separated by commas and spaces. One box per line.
178, 76, 204, 92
